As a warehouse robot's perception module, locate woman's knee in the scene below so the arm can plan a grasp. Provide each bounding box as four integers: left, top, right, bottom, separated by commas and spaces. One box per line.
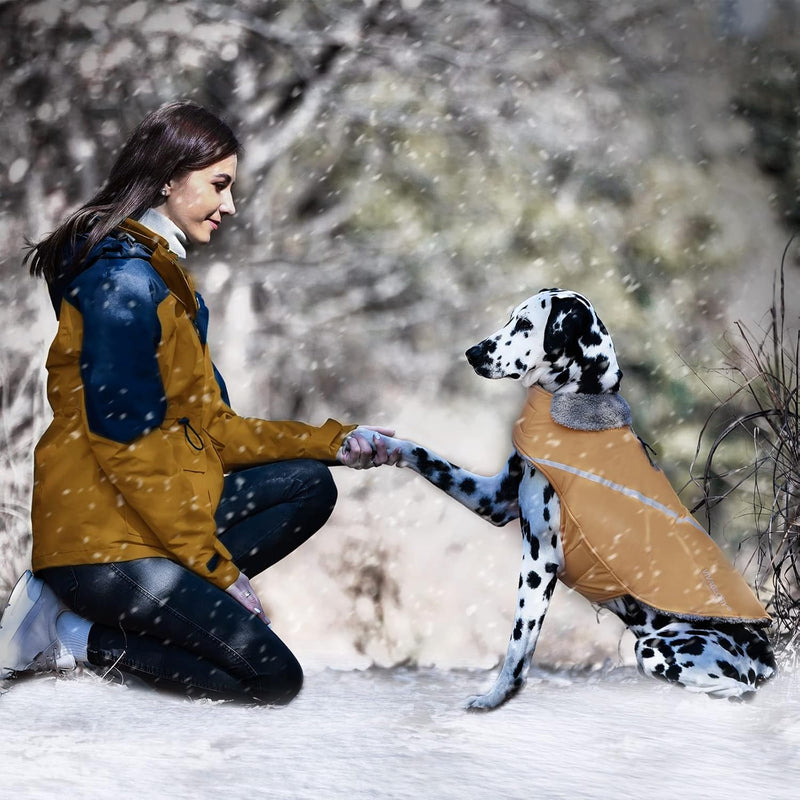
300, 459, 338, 502
293, 459, 338, 524
248, 646, 304, 704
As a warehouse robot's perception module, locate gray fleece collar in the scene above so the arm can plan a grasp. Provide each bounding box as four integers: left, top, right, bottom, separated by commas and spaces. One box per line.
550, 392, 632, 431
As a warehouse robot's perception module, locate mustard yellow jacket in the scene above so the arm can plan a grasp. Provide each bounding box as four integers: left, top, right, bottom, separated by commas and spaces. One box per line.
31, 219, 355, 590
513, 386, 770, 623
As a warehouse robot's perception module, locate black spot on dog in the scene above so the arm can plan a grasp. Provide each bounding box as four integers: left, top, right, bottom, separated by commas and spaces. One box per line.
543, 485, 555, 504
515, 359, 525, 371
528, 620, 536, 630
543, 507, 550, 522
513, 660, 524, 679
716, 659, 744, 683
544, 576, 557, 600
513, 618, 523, 640
544, 562, 559, 574
527, 570, 541, 589
576, 359, 607, 394
551, 534, 558, 548
651, 613, 673, 631
412, 448, 460, 479
677, 638, 706, 656
641, 647, 655, 659
529, 537, 539, 560
519, 598, 525, 608
434, 472, 454, 492
747, 635, 776, 668
718, 637, 737, 655
496, 471, 522, 504
656, 640, 676, 659
580, 326, 603, 347
512, 317, 533, 334
665, 664, 682, 682
459, 477, 477, 495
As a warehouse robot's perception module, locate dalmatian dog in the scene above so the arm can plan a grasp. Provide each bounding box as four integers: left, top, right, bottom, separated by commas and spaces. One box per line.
358, 289, 775, 709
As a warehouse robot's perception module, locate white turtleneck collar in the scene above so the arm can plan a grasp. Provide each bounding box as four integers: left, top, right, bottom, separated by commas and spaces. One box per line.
135, 208, 188, 259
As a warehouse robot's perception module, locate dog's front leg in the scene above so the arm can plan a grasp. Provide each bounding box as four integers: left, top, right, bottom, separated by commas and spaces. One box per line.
465, 465, 563, 710
353, 429, 522, 526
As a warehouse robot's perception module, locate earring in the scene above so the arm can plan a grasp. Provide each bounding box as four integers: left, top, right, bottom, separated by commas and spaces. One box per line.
160, 187, 168, 196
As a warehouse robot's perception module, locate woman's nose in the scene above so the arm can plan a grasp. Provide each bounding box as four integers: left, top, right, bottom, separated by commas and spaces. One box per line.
220, 190, 236, 215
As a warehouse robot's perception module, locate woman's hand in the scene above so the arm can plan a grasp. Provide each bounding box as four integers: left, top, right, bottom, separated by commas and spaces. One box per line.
338, 426, 402, 469
226, 573, 270, 625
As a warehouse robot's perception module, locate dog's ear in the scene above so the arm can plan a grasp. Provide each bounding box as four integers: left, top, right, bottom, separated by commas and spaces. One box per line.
542, 295, 594, 359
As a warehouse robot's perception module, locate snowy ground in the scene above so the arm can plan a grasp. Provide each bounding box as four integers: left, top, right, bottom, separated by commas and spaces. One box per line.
5, 397, 797, 799
2, 662, 799, 800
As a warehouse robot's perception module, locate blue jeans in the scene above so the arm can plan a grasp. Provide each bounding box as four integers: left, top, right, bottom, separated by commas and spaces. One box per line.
39, 459, 337, 704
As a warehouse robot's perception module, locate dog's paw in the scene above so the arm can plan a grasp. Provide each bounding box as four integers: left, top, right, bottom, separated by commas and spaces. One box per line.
463, 686, 515, 711
464, 694, 496, 711
368, 434, 415, 468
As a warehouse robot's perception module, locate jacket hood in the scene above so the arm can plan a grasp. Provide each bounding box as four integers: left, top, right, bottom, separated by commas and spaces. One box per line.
48, 229, 156, 317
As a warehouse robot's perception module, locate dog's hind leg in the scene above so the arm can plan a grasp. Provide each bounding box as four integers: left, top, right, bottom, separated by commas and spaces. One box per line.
634, 621, 776, 700
465, 465, 562, 710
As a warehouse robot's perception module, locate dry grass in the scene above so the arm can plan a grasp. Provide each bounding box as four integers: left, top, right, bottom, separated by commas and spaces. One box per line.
692, 243, 800, 659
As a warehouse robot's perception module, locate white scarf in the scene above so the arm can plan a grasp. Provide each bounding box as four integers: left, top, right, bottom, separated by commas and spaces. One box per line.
135, 208, 188, 259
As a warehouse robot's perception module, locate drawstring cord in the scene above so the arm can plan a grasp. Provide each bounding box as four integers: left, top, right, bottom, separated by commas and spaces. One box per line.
178, 417, 205, 451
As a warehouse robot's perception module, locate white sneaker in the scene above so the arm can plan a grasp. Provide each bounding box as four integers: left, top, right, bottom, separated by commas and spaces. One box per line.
0, 571, 76, 679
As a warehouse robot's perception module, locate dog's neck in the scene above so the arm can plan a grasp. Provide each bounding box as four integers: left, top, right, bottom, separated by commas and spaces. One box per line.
523, 356, 622, 395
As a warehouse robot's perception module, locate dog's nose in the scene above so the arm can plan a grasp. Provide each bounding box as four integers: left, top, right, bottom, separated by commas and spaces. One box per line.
465, 345, 484, 366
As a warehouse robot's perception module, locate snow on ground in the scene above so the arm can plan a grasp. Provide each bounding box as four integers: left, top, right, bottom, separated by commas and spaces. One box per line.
2, 663, 799, 800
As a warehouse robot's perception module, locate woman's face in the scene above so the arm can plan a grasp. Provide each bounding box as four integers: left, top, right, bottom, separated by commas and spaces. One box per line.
161, 154, 237, 244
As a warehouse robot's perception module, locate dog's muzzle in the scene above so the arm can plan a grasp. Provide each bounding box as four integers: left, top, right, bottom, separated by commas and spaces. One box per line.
465, 342, 495, 375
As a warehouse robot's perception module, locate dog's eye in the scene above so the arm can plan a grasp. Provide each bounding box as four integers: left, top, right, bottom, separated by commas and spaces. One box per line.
511, 318, 533, 334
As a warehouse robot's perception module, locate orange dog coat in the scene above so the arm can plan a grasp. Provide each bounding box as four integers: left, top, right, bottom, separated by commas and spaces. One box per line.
512, 386, 770, 623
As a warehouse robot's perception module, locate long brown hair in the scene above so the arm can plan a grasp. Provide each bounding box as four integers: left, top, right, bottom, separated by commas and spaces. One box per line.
25, 101, 241, 283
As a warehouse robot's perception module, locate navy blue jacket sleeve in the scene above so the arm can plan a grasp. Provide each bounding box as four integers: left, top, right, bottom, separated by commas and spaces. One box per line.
70, 258, 168, 443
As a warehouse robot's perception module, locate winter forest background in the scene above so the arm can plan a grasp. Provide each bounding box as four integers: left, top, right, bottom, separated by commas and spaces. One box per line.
2, 0, 800, 671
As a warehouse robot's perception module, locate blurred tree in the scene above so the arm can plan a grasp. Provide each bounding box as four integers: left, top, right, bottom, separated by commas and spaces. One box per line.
1, 0, 799, 590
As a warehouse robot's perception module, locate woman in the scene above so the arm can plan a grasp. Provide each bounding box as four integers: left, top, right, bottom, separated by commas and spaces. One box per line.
0, 102, 395, 704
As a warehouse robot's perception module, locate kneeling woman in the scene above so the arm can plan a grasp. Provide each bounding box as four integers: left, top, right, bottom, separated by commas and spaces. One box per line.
0, 102, 394, 703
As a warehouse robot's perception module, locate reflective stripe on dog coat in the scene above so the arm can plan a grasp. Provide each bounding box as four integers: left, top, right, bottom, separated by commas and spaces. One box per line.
512, 386, 770, 623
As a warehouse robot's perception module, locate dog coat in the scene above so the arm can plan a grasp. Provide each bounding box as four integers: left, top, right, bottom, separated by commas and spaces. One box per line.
512, 386, 770, 623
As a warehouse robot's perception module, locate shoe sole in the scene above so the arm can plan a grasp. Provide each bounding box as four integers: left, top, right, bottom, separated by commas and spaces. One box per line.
0, 571, 41, 679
